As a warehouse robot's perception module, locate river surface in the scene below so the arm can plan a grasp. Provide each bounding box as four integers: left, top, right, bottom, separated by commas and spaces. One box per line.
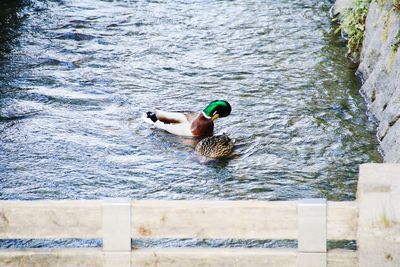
0, 0, 380, 248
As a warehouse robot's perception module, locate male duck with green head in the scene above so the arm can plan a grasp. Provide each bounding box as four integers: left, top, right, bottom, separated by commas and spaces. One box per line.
144, 100, 231, 137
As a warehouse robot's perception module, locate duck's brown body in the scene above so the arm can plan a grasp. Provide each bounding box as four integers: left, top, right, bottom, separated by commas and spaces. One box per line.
195, 134, 234, 158
190, 113, 214, 137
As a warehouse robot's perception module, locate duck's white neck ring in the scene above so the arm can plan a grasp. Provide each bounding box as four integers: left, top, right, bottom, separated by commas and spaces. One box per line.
202, 111, 211, 119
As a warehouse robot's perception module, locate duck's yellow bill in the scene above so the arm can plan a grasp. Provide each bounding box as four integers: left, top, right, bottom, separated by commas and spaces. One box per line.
211, 114, 219, 121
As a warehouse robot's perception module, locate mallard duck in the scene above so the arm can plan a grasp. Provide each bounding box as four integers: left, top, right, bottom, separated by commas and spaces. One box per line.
144, 100, 231, 137
195, 134, 234, 158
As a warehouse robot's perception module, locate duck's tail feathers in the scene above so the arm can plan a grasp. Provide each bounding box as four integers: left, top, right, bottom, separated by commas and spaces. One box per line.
143, 112, 157, 124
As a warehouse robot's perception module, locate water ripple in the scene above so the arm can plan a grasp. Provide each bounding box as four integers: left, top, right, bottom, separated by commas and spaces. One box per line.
0, 0, 381, 205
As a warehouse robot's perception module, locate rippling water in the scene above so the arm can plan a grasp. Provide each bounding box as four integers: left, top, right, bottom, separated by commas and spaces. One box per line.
0, 0, 381, 206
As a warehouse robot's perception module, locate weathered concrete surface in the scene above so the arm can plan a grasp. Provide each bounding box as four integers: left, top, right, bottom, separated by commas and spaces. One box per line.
357, 2, 400, 162
0, 201, 102, 238
0, 249, 103, 267
357, 164, 400, 267
0, 248, 358, 267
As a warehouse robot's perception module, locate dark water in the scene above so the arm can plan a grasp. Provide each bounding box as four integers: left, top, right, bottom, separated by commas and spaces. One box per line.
0, 0, 380, 203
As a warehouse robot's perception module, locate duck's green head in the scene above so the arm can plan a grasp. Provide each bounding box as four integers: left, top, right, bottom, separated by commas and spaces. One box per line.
203, 100, 231, 120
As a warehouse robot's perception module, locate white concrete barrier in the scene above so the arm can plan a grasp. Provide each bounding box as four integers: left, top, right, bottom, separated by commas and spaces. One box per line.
0, 163, 398, 266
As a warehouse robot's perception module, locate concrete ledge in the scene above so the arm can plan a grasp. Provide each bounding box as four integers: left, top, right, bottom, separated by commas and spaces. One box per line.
357, 164, 400, 267
0, 248, 357, 267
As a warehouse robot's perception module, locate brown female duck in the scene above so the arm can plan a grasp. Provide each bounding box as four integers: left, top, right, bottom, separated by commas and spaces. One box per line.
195, 134, 234, 158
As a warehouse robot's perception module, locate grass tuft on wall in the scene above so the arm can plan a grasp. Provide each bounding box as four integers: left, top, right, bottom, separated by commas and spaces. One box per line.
335, 0, 372, 62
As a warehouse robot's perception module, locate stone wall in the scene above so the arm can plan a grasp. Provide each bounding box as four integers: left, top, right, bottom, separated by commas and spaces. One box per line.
358, 1, 400, 163
333, 0, 400, 162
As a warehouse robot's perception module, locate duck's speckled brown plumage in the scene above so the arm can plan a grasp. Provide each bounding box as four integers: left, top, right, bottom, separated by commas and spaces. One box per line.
195, 134, 234, 158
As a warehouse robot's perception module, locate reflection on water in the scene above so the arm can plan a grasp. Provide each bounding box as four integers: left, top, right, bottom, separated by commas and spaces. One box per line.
0, 0, 380, 205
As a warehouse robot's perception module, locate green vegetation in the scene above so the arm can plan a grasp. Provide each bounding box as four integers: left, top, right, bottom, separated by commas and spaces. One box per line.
381, 211, 391, 227
335, 0, 372, 62
392, 30, 400, 52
